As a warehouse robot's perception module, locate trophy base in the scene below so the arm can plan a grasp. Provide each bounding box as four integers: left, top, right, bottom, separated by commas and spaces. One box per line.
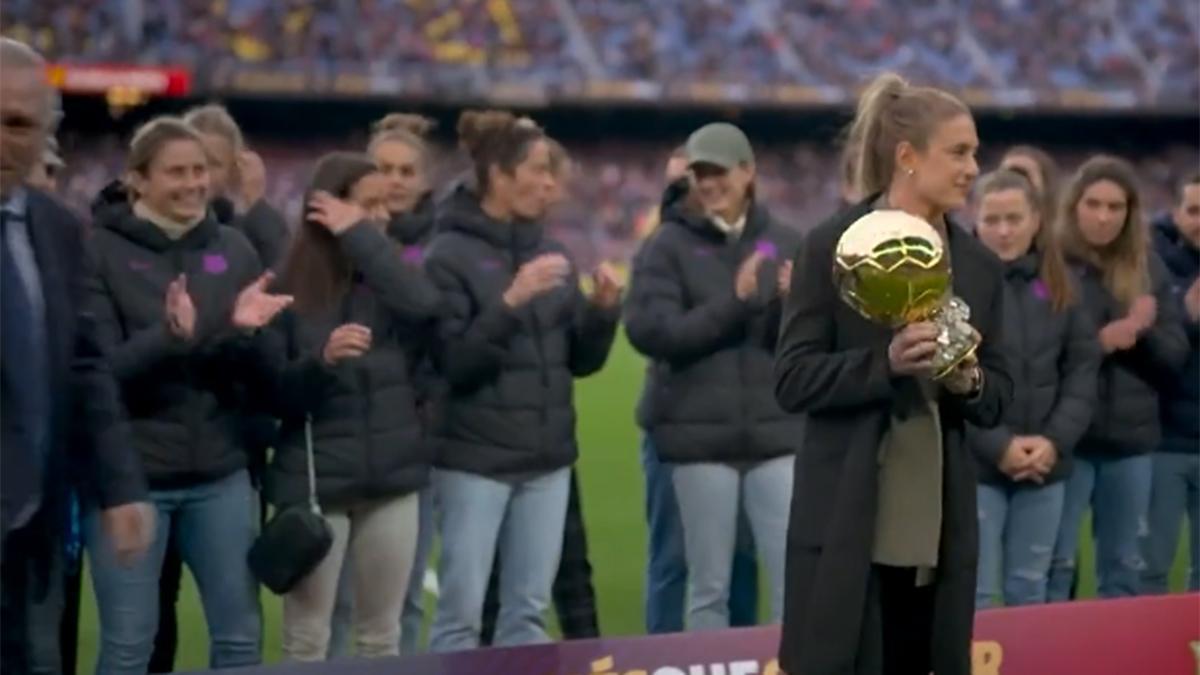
930, 296, 981, 380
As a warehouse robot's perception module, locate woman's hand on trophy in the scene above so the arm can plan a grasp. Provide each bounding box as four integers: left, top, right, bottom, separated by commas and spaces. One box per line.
942, 355, 983, 397
887, 322, 939, 377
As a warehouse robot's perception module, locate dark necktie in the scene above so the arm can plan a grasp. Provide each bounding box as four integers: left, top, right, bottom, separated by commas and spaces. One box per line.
1, 209, 50, 470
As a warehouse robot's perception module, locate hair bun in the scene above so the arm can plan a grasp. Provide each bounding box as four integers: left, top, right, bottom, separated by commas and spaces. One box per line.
456, 109, 521, 159
372, 113, 436, 138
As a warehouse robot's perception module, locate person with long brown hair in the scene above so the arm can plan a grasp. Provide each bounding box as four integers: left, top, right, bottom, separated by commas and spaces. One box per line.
425, 110, 621, 651
969, 169, 1100, 609
1047, 156, 1189, 601
84, 116, 293, 673
262, 152, 440, 661
326, 113, 444, 659
774, 72, 1012, 674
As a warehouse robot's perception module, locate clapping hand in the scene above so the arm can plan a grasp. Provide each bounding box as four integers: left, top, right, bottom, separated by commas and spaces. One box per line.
589, 262, 624, 309
232, 271, 293, 331
165, 275, 196, 341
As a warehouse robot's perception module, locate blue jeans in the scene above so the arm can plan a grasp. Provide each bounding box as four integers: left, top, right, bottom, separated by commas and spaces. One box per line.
641, 436, 758, 633
328, 487, 434, 657
975, 481, 1066, 608
428, 468, 569, 652
1140, 453, 1200, 594
670, 455, 792, 630
85, 470, 262, 674
1048, 454, 1152, 601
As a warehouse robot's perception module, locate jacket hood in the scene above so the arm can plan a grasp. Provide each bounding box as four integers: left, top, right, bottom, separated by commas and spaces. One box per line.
387, 192, 436, 245
436, 182, 543, 253
1152, 213, 1199, 281
1004, 251, 1041, 280
91, 186, 220, 249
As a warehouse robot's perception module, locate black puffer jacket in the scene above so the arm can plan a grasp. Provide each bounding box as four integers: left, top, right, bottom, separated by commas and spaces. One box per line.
85, 200, 263, 488
624, 185, 803, 465
424, 187, 619, 477
967, 253, 1101, 484
386, 193, 442, 413
212, 196, 290, 269
262, 222, 442, 509
1073, 253, 1190, 455
387, 192, 437, 249
1153, 215, 1200, 455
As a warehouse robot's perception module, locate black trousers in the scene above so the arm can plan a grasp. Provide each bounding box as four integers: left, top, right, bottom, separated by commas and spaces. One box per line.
857, 565, 937, 675
2, 523, 69, 675
481, 468, 600, 644
1, 530, 36, 674
59, 564, 82, 675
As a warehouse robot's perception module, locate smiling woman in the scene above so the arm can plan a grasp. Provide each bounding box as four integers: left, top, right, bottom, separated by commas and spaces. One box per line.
81, 114, 296, 674
773, 72, 1012, 675
125, 119, 212, 229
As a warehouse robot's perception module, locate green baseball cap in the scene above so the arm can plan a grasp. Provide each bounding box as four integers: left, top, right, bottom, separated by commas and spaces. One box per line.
685, 122, 754, 170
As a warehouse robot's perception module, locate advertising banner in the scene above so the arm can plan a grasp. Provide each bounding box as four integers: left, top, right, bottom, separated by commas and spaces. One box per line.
222, 594, 1198, 675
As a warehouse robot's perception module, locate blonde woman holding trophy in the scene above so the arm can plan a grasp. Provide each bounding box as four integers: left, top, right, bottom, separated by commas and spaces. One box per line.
773, 72, 1013, 675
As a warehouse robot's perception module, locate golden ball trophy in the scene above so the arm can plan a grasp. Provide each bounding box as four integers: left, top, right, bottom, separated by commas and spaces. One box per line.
833, 210, 979, 378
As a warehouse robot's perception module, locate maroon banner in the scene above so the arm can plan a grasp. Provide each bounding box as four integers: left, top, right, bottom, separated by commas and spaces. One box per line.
225, 594, 1199, 674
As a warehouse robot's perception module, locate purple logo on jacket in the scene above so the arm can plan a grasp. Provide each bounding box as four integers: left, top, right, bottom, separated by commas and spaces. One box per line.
128, 260, 152, 272
203, 254, 229, 275
1032, 278, 1049, 301
755, 239, 779, 260
401, 245, 424, 264
480, 258, 502, 271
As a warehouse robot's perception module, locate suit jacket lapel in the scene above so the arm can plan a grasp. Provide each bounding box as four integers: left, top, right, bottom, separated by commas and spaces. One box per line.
26, 193, 71, 409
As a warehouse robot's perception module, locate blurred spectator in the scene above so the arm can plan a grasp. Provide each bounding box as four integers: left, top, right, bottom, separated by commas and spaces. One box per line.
3, 0, 1195, 106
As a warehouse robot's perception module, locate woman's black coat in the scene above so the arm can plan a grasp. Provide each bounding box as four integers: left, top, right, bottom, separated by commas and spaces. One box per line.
773, 197, 1013, 675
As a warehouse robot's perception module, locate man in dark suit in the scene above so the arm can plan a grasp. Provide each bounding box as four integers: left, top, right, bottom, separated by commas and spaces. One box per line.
1, 37, 154, 673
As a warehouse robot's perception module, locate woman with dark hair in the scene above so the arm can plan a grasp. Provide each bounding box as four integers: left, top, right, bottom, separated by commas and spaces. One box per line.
624, 121, 801, 631
84, 116, 292, 673
970, 169, 1100, 608
260, 152, 441, 661
1047, 156, 1189, 601
425, 111, 621, 651
774, 73, 1012, 674
327, 113, 444, 659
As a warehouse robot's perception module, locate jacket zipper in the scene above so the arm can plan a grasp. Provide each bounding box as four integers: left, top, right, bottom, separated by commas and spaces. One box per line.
514, 241, 550, 452
171, 247, 203, 480
1020, 283, 1033, 437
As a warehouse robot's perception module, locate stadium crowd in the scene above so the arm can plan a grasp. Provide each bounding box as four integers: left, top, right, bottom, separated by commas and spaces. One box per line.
0, 19, 1198, 675
2, 0, 1197, 104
